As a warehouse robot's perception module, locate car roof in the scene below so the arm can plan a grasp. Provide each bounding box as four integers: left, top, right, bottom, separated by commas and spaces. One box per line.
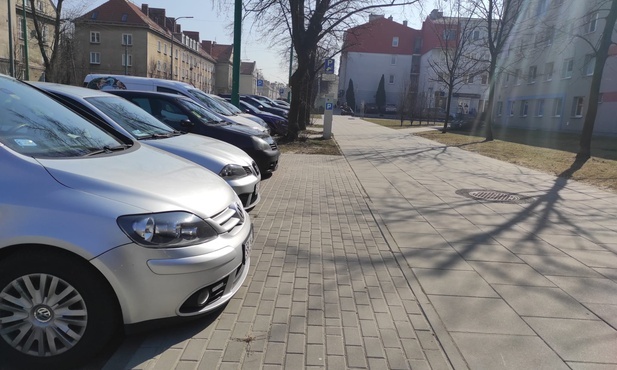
30, 82, 113, 99
107, 89, 192, 101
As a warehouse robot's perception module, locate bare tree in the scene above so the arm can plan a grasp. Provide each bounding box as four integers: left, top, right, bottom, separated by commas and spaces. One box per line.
574, 0, 617, 159
242, 0, 421, 140
468, 0, 523, 141
424, 2, 486, 133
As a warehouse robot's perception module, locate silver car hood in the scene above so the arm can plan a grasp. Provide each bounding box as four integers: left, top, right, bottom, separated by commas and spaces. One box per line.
38, 146, 237, 217
145, 134, 253, 173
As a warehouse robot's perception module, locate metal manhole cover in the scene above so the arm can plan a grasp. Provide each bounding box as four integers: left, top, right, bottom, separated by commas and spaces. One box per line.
455, 189, 535, 204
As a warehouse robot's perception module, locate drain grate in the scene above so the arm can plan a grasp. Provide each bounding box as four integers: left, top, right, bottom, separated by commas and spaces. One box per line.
456, 189, 535, 204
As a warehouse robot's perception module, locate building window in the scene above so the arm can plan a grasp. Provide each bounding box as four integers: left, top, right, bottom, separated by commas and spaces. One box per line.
121, 54, 132, 67
122, 34, 132, 46
481, 74, 488, 85
514, 69, 520, 85
443, 29, 456, 40
36, 0, 43, 11
585, 54, 595, 76
90, 31, 100, 43
473, 30, 480, 41
496, 101, 503, 116
561, 58, 573, 79
553, 98, 562, 117
528, 66, 537, 83
520, 100, 528, 117
392, 37, 399, 47
571, 97, 584, 117
18, 17, 25, 40
546, 26, 555, 46
90, 52, 101, 64
536, 99, 544, 117
505, 73, 510, 87
545, 62, 554, 81
157, 60, 161, 71
18, 44, 26, 61
388, 74, 395, 84
41, 25, 48, 43
467, 74, 474, 84
158, 41, 161, 52
509, 101, 515, 116
121, 13, 128, 22
585, 12, 598, 33
391, 55, 396, 65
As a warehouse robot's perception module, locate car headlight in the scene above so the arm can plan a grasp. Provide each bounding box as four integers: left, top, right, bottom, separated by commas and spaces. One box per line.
117, 212, 218, 248
219, 164, 248, 180
252, 136, 271, 150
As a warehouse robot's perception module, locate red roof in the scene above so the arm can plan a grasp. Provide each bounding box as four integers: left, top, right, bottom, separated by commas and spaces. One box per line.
240, 61, 255, 75
210, 43, 234, 63
77, 0, 168, 36
343, 17, 420, 55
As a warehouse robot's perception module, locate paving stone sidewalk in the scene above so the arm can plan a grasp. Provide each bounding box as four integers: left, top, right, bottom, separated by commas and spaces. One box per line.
94, 152, 451, 369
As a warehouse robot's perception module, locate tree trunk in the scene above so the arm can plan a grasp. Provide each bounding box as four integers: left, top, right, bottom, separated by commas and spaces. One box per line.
578, 0, 617, 159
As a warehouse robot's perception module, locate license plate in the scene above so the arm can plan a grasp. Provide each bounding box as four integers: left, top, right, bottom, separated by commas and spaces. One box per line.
242, 228, 253, 265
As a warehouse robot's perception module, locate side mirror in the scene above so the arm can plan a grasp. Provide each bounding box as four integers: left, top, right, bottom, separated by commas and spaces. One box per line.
180, 119, 194, 127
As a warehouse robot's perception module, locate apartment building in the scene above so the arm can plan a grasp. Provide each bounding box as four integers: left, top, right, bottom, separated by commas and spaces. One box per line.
338, 14, 422, 111
418, 10, 490, 116
74, 0, 215, 92
494, 0, 617, 135
0, 0, 56, 81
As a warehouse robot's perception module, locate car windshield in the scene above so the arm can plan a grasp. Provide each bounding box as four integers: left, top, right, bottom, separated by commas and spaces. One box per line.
85, 96, 176, 139
218, 99, 243, 114
187, 89, 234, 116
0, 77, 126, 158
178, 98, 227, 124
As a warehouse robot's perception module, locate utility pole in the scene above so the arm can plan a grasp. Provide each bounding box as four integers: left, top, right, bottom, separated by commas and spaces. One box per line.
7, 0, 15, 77
231, 0, 241, 107
170, 16, 193, 81
288, 40, 293, 101
21, 0, 29, 80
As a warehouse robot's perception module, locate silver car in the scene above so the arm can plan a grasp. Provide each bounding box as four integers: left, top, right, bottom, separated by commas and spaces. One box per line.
0, 75, 252, 368
31, 82, 261, 210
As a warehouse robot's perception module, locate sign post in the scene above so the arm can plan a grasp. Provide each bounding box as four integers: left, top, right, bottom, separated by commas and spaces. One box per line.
323, 94, 334, 139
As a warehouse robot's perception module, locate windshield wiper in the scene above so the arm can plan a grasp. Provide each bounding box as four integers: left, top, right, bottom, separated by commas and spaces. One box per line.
140, 133, 174, 140
84, 144, 131, 156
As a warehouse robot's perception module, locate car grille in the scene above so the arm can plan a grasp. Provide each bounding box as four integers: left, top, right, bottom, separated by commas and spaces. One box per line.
210, 203, 245, 233
270, 142, 278, 150
206, 278, 227, 305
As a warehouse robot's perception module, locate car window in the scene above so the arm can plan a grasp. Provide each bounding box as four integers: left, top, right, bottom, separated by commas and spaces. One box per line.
85, 96, 173, 138
187, 89, 233, 116
177, 98, 225, 123
0, 78, 124, 158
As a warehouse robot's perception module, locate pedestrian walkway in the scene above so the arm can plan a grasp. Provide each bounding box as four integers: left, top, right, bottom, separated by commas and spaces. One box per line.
89, 115, 617, 369
332, 115, 617, 369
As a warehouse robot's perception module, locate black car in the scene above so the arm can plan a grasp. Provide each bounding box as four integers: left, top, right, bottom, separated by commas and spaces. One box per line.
236, 100, 288, 136
109, 90, 280, 176
222, 94, 289, 119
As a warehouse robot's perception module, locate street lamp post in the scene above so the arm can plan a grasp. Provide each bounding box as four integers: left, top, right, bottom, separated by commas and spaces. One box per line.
169, 16, 193, 81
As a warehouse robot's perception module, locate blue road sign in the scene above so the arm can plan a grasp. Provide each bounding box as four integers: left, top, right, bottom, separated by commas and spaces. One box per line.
325, 102, 333, 110
324, 58, 335, 74
279, 88, 285, 95
257, 79, 263, 87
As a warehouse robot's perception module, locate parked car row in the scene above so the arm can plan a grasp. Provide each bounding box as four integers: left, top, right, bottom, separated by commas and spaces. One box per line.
0, 74, 256, 368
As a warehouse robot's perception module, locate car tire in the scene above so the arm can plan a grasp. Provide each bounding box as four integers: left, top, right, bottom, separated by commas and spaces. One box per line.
0, 249, 120, 369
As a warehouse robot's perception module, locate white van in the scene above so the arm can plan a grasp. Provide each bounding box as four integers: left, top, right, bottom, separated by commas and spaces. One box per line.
83, 74, 269, 133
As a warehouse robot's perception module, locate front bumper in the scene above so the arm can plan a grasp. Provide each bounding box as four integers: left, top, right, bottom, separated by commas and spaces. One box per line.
249, 148, 280, 175
90, 221, 252, 325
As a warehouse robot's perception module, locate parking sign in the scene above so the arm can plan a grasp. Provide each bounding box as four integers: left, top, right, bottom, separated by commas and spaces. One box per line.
257, 79, 263, 87
324, 59, 335, 74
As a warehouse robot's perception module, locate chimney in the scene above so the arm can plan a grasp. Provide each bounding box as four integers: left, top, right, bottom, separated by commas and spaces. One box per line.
403, 20, 408, 26
201, 41, 213, 54
388, 16, 393, 21
141, 4, 149, 16
368, 14, 384, 22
